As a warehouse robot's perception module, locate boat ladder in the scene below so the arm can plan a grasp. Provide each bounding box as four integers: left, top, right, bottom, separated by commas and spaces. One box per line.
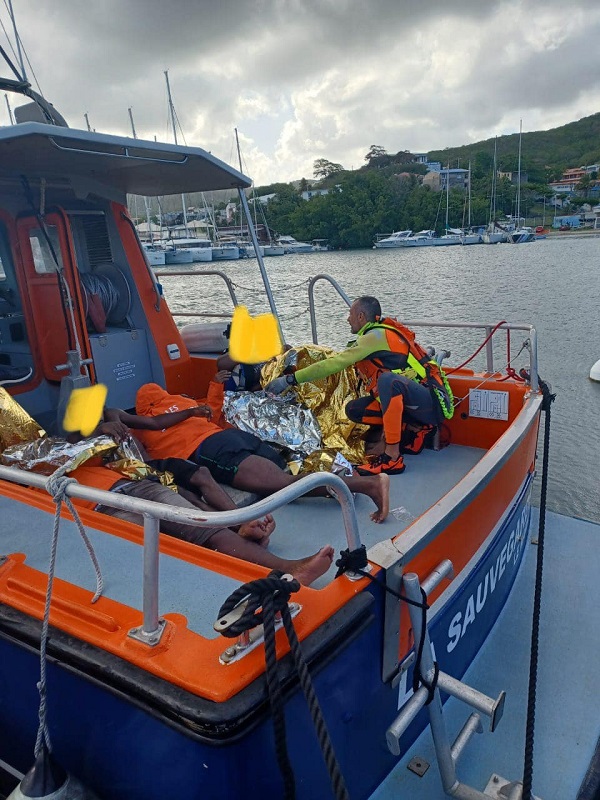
386, 570, 540, 800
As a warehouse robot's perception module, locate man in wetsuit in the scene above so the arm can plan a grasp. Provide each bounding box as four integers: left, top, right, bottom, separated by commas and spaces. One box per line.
265, 295, 452, 476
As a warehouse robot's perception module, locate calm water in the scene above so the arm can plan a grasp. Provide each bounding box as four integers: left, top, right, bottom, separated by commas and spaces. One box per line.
163, 237, 600, 524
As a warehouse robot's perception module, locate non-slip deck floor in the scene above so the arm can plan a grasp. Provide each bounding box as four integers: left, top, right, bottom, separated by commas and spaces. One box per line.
0, 444, 484, 636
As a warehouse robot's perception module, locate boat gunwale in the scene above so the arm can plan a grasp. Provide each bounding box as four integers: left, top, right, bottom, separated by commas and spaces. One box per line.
368, 391, 542, 570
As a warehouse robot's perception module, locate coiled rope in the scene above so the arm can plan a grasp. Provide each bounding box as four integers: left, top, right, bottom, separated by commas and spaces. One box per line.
33, 470, 104, 758
216, 571, 349, 800
80, 272, 121, 320
522, 378, 555, 800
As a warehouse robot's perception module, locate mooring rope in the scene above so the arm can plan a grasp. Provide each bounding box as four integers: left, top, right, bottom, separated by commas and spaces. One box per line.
521, 378, 555, 799
217, 571, 350, 800
33, 471, 104, 758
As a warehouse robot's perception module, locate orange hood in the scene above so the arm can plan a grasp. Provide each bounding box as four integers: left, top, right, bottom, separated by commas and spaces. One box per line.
136, 383, 173, 416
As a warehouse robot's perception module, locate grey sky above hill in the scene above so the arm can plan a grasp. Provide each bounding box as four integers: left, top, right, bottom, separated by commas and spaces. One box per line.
4, 0, 599, 185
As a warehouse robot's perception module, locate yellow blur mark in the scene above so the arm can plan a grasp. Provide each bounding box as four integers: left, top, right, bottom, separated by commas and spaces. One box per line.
228, 305, 283, 364
62, 384, 108, 436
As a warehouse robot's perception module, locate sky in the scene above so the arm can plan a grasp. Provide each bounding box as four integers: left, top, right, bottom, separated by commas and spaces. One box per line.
3, 0, 600, 186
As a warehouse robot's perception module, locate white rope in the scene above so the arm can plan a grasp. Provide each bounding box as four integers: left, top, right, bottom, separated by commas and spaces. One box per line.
33, 470, 104, 757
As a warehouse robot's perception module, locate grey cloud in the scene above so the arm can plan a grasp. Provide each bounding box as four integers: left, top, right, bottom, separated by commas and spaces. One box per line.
2, 0, 598, 183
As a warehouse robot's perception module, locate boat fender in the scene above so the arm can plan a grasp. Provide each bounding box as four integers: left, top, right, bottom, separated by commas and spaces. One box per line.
589, 359, 600, 382
7, 746, 98, 799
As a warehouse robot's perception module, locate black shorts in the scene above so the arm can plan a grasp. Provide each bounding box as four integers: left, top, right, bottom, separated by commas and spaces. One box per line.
191, 429, 287, 485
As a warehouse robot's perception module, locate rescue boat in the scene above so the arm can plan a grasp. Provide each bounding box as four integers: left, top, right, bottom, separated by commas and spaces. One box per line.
0, 77, 547, 799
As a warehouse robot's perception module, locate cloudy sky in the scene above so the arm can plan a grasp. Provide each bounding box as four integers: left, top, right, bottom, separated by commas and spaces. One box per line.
3, 1, 600, 185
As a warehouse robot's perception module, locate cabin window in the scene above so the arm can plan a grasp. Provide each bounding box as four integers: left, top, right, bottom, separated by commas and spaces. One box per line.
29, 226, 64, 274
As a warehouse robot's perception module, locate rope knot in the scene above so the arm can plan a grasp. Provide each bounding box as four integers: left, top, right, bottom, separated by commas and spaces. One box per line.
45, 473, 77, 503
216, 570, 300, 639
538, 378, 556, 412
334, 545, 368, 578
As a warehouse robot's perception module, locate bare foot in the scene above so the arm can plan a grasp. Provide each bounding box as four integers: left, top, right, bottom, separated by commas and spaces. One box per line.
287, 545, 335, 586
238, 516, 275, 548
370, 473, 390, 523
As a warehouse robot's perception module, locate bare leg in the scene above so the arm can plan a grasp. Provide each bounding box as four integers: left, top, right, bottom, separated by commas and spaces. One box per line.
205, 529, 334, 586
232, 456, 389, 522
187, 466, 239, 511
177, 486, 275, 547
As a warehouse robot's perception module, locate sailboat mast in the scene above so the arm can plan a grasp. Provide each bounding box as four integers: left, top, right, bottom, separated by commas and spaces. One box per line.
128, 107, 154, 244
4, 94, 14, 125
445, 163, 450, 231
467, 161, 472, 229
516, 119, 522, 224
7, 0, 26, 81
490, 137, 497, 227
164, 70, 189, 236
234, 127, 246, 238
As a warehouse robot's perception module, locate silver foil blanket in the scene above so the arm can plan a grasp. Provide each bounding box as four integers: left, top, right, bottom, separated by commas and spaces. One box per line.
222, 391, 322, 455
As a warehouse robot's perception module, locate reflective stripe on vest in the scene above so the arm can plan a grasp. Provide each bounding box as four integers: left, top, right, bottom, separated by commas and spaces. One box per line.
370, 322, 427, 382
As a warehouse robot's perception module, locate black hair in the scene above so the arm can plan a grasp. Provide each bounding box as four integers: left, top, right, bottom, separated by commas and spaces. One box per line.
355, 295, 381, 322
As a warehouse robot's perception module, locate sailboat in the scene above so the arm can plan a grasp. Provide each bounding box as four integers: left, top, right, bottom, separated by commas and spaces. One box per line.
460, 163, 482, 244
128, 108, 166, 267
482, 139, 507, 244
507, 121, 535, 244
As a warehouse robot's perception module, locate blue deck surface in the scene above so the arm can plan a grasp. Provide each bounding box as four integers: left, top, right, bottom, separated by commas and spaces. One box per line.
369, 509, 600, 800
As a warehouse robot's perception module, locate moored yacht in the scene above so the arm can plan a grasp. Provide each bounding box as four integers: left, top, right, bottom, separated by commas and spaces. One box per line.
162, 243, 194, 264
141, 242, 166, 266
168, 237, 213, 262
277, 234, 314, 253
373, 230, 413, 248
507, 226, 535, 244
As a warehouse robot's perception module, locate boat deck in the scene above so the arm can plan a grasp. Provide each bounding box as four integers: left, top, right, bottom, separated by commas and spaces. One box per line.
0, 444, 484, 634
369, 509, 600, 800
270, 444, 485, 587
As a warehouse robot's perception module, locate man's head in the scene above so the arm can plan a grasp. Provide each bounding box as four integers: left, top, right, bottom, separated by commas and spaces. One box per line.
347, 296, 381, 334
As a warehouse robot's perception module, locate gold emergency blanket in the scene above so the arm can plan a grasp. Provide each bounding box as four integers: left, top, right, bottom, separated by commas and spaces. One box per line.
260, 345, 368, 464
0, 387, 44, 452
104, 437, 176, 489
2, 434, 175, 488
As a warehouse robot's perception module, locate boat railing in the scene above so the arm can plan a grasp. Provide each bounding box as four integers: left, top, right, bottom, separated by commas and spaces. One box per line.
307, 274, 538, 391
155, 269, 239, 320
0, 464, 361, 645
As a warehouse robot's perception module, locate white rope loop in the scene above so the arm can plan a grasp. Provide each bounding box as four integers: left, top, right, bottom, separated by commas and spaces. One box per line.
33, 470, 105, 757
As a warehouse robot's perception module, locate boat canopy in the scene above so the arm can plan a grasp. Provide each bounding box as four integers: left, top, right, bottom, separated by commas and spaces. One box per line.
0, 122, 252, 196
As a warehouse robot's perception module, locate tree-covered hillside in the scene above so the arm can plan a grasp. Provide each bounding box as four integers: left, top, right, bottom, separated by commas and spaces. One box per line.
257, 112, 600, 248
426, 113, 600, 183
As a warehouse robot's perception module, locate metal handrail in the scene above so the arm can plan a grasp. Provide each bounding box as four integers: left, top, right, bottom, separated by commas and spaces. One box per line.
307, 274, 352, 343
368, 392, 542, 571
154, 269, 239, 309
306, 274, 538, 392
0, 465, 361, 638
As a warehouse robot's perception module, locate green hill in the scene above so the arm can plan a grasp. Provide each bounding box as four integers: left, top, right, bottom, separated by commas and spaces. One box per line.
425, 113, 600, 182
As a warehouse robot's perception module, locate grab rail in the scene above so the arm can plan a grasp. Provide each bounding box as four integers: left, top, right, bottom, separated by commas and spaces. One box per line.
154, 269, 239, 310
0, 465, 361, 643
306, 274, 538, 392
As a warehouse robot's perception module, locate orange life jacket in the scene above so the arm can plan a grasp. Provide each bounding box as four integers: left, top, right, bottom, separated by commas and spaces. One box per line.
358, 318, 454, 418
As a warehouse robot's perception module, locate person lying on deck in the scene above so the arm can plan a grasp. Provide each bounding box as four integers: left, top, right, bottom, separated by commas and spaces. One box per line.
105, 373, 390, 523
69, 420, 334, 586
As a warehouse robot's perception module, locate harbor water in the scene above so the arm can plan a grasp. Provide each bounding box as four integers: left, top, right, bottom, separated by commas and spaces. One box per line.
162, 235, 600, 525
